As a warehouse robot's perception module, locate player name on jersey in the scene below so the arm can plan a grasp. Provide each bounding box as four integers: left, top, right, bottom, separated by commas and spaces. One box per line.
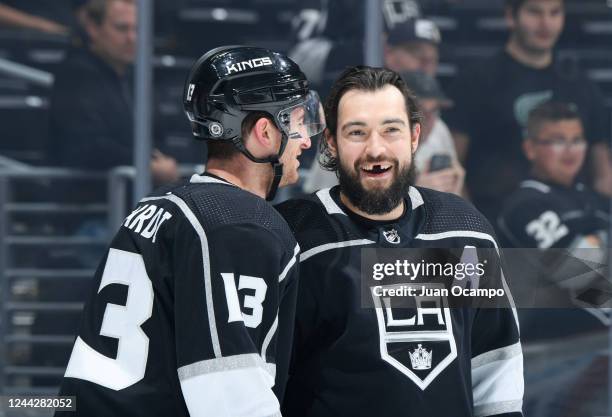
123, 203, 173, 243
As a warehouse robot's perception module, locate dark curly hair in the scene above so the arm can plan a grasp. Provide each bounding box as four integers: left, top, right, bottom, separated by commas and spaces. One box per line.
319, 66, 422, 172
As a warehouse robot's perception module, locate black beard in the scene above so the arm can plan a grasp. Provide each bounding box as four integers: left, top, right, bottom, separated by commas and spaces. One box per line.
338, 157, 416, 215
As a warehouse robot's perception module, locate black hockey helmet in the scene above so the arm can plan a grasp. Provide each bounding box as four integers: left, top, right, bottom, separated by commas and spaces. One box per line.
183, 45, 324, 199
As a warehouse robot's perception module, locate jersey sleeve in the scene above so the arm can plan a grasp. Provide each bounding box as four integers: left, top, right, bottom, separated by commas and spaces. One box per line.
471, 245, 524, 417
172, 217, 299, 417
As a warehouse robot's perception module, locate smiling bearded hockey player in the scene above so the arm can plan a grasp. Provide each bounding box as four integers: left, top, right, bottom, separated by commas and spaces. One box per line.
55, 46, 325, 417
276, 66, 524, 417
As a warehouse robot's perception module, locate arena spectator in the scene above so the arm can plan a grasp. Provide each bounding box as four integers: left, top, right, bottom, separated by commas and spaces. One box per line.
403, 71, 464, 196
384, 17, 441, 77
446, 0, 612, 222
48, 0, 179, 185
498, 101, 608, 250
497, 100, 610, 417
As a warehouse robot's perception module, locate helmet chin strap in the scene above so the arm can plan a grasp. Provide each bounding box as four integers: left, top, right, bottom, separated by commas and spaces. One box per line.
232, 133, 289, 201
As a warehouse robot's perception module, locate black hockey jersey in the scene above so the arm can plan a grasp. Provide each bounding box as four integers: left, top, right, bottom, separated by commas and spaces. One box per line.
497, 178, 609, 250
56, 173, 300, 417
276, 186, 523, 417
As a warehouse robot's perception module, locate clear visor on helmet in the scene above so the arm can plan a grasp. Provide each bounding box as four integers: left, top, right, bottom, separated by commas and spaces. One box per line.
276, 90, 326, 140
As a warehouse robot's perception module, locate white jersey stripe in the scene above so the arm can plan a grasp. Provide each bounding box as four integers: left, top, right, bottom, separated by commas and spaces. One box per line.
279, 244, 300, 282
300, 239, 375, 263
141, 194, 222, 358
472, 341, 522, 369
178, 353, 267, 380
261, 314, 278, 365
179, 361, 280, 417
415, 230, 498, 247
316, 187, 346, 215
408, 186, 424, 209
189, 174, 235, 186
472, 353, 524, 417
520, 179, 550, 193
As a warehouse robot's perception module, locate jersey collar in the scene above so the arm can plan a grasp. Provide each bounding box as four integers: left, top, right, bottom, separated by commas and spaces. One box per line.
521, 177, 586, 194
190, 172, 238, 187
317, 186, 424, 245
315, 185, 424, 217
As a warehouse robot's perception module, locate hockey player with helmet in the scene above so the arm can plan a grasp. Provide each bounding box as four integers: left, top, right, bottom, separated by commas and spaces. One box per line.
276, 66, 524, 417
55, 46, 325, 417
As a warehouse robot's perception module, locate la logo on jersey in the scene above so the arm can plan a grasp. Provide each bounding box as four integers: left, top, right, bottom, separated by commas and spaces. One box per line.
372, 283, 457, 390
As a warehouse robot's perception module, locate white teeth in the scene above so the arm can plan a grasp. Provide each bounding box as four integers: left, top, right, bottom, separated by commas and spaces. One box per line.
362, 164, 391, 171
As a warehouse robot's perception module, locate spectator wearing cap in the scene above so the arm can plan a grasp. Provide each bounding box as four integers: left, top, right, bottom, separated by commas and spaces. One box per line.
402, 71, 465, 196
384, 17, 441, 77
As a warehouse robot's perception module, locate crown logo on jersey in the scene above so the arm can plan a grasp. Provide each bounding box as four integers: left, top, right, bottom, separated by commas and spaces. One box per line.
383, 228, 400, 244
409, 344, 432, 370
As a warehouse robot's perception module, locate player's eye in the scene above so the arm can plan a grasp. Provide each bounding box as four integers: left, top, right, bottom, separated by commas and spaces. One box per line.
383, 125, 403, 136
348, 129, 365, 136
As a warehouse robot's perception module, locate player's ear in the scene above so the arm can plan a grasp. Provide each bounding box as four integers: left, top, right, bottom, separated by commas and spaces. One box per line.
411, 122, 421, 152
252, 117, 276, 149
325, 128, 338, 157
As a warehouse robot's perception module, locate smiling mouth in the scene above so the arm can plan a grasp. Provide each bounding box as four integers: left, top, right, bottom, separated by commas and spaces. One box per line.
361, 164, 392, 175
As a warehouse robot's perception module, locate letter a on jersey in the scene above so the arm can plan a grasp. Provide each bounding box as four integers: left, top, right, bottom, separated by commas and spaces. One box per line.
372, 283, 457, 390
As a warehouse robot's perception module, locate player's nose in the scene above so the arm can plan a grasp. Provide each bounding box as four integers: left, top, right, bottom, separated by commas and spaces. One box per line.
365, 132, 386, 158
300, 135, 312, 150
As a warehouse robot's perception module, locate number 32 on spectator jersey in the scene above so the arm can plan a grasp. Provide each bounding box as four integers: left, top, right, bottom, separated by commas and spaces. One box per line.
525, 210, 568, 249
65, 248, 267, 391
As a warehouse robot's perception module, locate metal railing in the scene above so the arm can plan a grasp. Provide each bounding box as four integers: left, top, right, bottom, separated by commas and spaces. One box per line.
0, 164, 204, 397
0, 168, 107, 396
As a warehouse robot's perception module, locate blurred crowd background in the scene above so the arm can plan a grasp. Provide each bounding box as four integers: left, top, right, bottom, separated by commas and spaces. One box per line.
0, 0, 610, 416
